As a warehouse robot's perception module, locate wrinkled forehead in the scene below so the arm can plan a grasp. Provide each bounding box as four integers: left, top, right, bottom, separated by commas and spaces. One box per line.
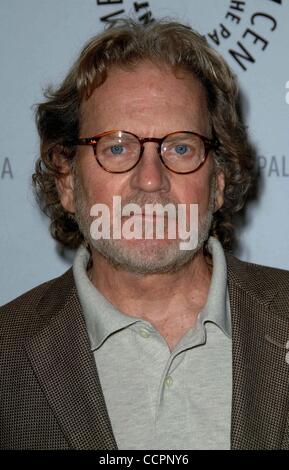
80, 60, 208, 107
79, 61, 211, 135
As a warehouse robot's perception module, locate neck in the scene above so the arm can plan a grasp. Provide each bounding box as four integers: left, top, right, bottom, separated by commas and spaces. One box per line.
88, 246, 212, 330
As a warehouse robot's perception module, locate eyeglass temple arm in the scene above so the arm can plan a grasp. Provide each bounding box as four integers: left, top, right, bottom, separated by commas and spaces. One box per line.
73, 137, 99, 145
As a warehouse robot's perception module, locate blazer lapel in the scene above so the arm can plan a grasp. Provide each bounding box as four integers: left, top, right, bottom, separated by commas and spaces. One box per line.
227, 254, 289, 449
24, 269, 118, 450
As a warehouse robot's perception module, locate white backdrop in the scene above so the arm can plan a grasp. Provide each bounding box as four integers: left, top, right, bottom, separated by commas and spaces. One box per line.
1, 0, 288, 305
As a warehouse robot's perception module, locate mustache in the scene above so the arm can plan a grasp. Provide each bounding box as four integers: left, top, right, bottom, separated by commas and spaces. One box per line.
120, 194, 179, 210
117, 195, 192, 223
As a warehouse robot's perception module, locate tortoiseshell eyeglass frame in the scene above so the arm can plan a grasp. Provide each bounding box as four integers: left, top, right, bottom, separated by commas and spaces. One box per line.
71, 129, 220, 174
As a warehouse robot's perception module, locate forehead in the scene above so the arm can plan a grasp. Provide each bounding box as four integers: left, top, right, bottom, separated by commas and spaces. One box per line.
79, 61, 210, 134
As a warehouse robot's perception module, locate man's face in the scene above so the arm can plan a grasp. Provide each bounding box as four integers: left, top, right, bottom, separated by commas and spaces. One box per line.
58, 61, 225, 274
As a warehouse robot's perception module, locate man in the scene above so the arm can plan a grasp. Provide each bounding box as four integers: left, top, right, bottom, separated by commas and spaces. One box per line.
1, 19, 289, 450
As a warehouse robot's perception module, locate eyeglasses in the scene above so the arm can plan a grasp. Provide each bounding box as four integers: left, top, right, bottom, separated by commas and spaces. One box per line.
72, 130, 219, 174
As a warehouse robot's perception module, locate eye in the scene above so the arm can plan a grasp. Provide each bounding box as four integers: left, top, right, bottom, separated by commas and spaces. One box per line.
110, 145, 124, 155
174, 144, 188, 155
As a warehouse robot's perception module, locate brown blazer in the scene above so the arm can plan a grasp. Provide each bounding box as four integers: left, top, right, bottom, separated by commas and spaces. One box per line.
1, 252, 289, 450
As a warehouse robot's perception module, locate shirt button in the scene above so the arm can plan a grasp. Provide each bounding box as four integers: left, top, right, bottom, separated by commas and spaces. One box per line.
165, 376, 173, 387
139, 327, 150, 338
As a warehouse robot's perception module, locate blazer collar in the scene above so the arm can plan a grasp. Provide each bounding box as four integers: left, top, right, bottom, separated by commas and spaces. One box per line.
225, 252, 278, 306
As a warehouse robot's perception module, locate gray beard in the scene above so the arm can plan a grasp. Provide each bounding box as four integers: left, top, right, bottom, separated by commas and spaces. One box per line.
73, 172, 216, 275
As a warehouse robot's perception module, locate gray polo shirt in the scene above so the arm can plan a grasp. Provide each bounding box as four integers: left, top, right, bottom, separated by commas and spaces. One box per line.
73, 236, 232, 450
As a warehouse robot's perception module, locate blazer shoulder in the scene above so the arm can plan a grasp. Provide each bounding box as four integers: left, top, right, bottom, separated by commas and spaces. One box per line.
227, 252, 289, 282
0, 268, 74, 340
226, 252, 289, 309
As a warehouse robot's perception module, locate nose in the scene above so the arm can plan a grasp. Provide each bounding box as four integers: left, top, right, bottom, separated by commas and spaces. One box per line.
129, 142, 171, 193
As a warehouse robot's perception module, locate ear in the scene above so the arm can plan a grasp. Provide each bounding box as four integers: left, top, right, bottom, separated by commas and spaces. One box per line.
53, 150, 75, 214
214, 169, 225, 212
